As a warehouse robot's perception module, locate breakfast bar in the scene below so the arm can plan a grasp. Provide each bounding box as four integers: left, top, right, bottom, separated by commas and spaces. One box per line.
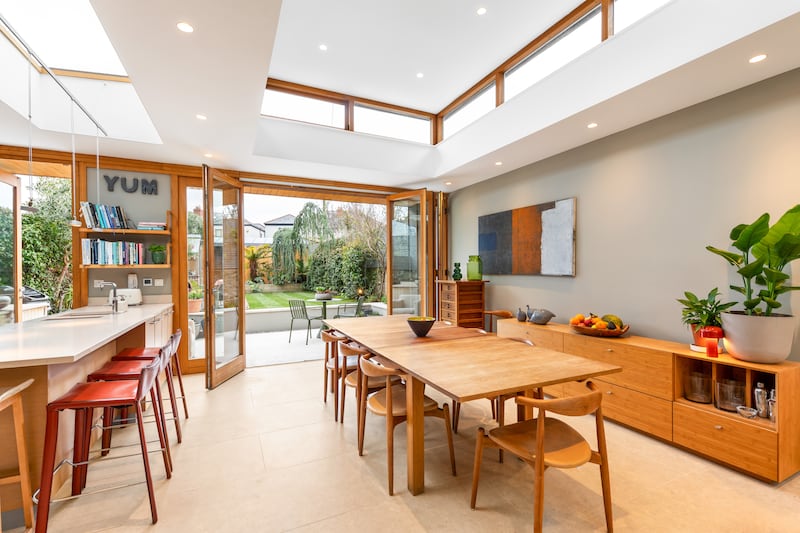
0, 303, 172, 513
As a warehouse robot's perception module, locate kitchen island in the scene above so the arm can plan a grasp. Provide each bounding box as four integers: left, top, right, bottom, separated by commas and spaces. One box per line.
0, 303, 173, 516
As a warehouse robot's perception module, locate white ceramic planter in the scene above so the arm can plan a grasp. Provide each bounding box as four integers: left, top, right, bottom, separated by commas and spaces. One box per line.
721, 312, 797, 364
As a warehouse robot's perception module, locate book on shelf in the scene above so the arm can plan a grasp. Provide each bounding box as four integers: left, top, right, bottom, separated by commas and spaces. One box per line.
80, 202, 132, 230
81, 238, 144, 265
136, 221, 167, 231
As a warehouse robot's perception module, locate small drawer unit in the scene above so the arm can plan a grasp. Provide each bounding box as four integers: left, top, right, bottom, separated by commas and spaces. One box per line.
436, 280, 486, 328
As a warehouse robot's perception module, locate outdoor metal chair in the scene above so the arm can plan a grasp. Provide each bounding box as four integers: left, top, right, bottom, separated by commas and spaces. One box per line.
288, 299, 323, 344
334, 295, 365, 318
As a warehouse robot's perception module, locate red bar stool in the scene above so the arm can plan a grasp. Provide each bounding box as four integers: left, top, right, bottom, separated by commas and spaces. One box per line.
115, 329, 188, 420
0, 379, 35, 529
35, 354, 170, 532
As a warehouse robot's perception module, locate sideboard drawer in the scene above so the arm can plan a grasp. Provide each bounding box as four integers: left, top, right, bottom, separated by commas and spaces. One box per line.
673, 402, 777, 480
592, 380, 673, 441
563, 334, 673, 400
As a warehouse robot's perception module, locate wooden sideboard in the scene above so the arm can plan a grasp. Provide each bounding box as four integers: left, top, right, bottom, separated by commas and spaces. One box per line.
497, 319, 800, 482
436, 280, 486, 328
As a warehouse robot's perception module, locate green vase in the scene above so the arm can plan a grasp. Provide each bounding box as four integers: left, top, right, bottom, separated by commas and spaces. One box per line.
467, 255, 482, 280
151, 250, 166, 264
452, 262, 462, 281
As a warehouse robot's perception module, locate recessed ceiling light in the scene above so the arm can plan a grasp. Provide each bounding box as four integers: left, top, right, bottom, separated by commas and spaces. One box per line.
445, 181, 452, 186
587, 122, 598, 129
176, 21, 194, 33
319, 44, 328, 51
204, 153, 213, 158
196, 114, 207, 121
495, 161, 503, 166
477, 7, 487, 16
416, 72, 424, 79
749, 54, 767, 64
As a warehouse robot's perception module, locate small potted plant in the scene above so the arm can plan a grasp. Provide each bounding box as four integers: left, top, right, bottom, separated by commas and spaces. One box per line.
676, 288, 735, 349
187, 281, 204, 313
314, 286, 332, 300
148, 244, 167, 265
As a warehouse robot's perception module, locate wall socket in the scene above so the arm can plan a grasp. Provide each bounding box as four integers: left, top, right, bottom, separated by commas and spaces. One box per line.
142, 278, 153, 287
154, 279, 164, 287
93, 279, 104, 288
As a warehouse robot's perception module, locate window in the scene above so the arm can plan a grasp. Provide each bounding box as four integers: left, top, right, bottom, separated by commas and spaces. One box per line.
504, 9, 602, 101
614, 0, 672, 33
442, 82, 496, 139
261, 89, 345, 129
353, 105, 430, 143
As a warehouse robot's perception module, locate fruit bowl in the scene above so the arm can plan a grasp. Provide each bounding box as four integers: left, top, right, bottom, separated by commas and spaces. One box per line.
407, 316, 436, 337
570, 324, 630, 337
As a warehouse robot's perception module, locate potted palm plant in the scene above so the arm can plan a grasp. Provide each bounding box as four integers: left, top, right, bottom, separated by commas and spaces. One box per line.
187, 281, 204, 313
677, 288, 735, 349
706, 204, 800, 363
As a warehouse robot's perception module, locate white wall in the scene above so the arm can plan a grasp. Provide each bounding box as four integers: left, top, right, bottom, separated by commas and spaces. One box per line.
449, 68, 800, 360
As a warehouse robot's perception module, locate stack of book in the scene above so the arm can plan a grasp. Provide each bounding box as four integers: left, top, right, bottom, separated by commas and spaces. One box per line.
136, 221, 168, 231
79, 202, 132, 230
81, 238, 144, 265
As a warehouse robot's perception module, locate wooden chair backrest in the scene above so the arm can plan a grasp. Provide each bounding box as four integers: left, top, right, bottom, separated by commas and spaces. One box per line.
515, 381, 602, 417
136, 347, 167, 402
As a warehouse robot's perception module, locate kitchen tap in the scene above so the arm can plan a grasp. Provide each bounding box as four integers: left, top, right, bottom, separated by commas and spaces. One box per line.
101, 281, 122, 313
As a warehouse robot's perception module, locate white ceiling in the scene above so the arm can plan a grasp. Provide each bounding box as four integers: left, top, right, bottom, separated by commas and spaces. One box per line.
1, 1, 799, 193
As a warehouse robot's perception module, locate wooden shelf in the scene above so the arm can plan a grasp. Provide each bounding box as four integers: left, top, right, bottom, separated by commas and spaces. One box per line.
672, 397, 775, 431
78, 228, 169, 237
82, 263, 171, 269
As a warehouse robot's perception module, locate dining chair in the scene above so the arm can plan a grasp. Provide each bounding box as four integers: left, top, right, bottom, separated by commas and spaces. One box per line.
334, 295, 365, 318
359, 355, 456, 495
321, 329, 356, 422
0, 379, 35, 529
338, 341, 400, 434
483, 309, 513, 333
470, 380, 613, 533
288, 299, 323, 344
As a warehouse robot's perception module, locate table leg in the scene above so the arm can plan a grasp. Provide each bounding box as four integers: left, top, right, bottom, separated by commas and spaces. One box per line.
406, 375, 426, 495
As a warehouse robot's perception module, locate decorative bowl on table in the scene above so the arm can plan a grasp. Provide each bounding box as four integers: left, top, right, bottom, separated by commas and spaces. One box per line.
736, 405, 758, 419
407, 316, 436, 337
570, 324, 630, 337
314, 292, 332, 300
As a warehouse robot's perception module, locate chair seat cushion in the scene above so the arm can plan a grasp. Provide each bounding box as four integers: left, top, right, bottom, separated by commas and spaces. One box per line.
115, 346, 160, 358
88, 360, 150, 381
49, 381, 139, 410
344, 371, 399, 389
367, 384, 439, 417
325, 355, 359, 371
489, 417, 591, 468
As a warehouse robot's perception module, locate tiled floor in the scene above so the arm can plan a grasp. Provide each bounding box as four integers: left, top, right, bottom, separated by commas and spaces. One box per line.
9, 346, 800, 532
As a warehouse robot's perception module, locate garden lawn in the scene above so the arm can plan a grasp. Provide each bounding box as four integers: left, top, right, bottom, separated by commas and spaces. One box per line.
245, 291, 354, 309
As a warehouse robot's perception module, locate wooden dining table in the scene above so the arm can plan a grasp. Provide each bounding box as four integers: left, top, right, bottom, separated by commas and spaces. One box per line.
324, 314, 621, 495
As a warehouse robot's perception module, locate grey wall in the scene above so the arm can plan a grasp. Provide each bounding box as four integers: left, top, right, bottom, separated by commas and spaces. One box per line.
449, 68, 800, 360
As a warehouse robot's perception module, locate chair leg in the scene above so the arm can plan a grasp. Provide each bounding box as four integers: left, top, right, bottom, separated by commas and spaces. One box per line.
470, 427, 486, 509
497, 398, 505, 463
162, 363, 183, 443
71, 408, 88, 496
288, 318, 294, 343
386, 408, 394, 496
600, 460, 614, 532
339, 369, 348, 423
534, 453, 545, 533
171, 356, 189, 418
35, 407, 60, 533
452, 400, 460, 433
442, 403, 456, 476
305, 320, 311, 345
134, 401, 159, 524
151, 387, 172, 478
323, 343, 329, 403
358, 372, 367, 456
332, 352, 340, 423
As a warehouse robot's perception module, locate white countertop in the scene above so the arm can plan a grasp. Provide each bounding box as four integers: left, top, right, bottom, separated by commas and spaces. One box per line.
0, 303, 172, 369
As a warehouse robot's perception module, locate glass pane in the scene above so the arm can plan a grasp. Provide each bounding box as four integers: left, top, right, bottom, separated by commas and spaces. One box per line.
505, 10, 602, 101
390, 197, 422, 315
443, 82, 496, 139
261, 89, 345, 128
186, 186, 205, 360
614, 0, 672, 33
0, 179, 17, 324
353, 105, 430, 143
211, 179, 242, 367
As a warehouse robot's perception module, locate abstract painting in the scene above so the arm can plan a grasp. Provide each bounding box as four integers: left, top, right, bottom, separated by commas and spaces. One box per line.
478, 197, 575, 276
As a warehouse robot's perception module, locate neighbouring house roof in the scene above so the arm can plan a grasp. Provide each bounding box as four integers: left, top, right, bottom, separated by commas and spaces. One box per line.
264, 214, 295, 226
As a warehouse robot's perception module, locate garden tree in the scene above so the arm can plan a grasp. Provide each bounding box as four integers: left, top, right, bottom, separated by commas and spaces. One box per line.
0, 206, 12, 287
244, 244, 270, 282
187, 209, 203, 236
330, 203, 387, 298
271, 202, 333, 286
21, 177, 73, 312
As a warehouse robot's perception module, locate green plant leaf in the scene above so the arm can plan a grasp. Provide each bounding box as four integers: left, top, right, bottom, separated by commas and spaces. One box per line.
732, 213, 769, 253
705, 246, 742, 266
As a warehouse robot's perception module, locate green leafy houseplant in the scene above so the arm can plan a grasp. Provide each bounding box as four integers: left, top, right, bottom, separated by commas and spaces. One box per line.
677, 288, 735, 328
706, 204, 800, 316
148, 244, 167, 264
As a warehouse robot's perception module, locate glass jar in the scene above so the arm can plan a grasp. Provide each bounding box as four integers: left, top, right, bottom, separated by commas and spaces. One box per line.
467, 255, 483, 280
452, 262, 462, 281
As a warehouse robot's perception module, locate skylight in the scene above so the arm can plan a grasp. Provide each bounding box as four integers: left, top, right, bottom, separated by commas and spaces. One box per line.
0, 0, 126, 76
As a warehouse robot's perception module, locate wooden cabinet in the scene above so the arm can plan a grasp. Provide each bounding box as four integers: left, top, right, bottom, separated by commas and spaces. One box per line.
496, 319, 800, 482
436, 280, 485, 328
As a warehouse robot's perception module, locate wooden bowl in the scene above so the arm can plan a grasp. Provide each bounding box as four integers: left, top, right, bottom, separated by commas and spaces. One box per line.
570, 324, 630, 337
407, 316, 436, 337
